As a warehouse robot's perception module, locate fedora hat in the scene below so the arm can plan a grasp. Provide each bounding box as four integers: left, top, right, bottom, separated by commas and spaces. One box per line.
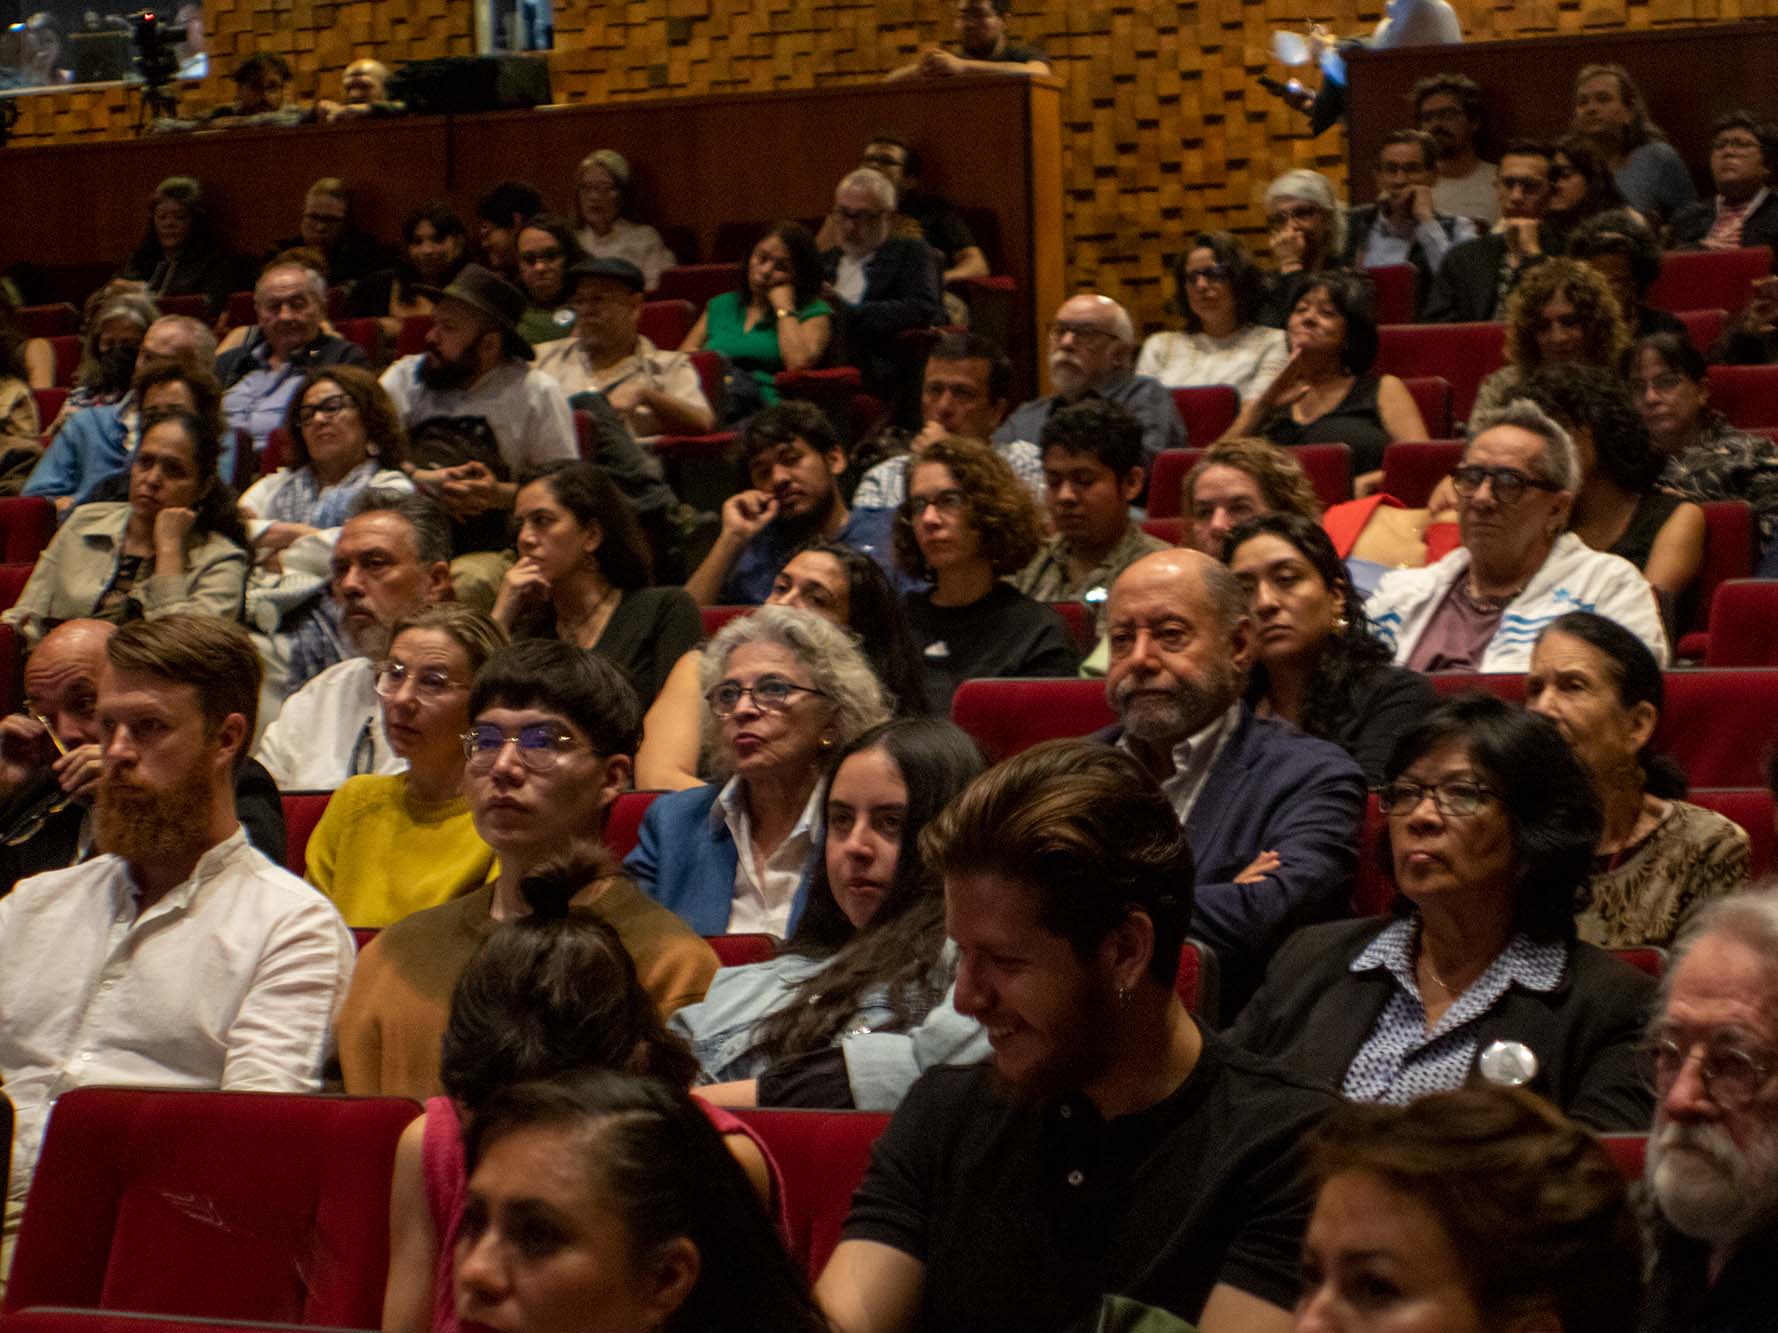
417, 262, 534, 362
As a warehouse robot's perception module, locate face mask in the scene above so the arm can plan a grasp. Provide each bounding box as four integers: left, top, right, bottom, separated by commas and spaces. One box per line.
96, 344, 141, 391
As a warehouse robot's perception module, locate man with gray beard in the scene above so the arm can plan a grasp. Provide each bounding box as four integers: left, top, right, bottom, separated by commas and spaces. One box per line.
1638, 888, 1778, 1332
994, 293, 1185, 468
1098, 549, 1366, 1017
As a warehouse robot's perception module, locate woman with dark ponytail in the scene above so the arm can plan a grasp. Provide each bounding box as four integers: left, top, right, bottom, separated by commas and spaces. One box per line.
383, 854, 786, 1333
1526, 610, 1749, 947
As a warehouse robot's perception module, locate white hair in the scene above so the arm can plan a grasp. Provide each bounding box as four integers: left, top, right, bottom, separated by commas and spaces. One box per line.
1056, 293, 1134, 344
1659, 883, 1778, 1013
837, 167, 897, 212
1264, 168, 1348, 255
257, 261, 328, 305
1465, 398, 1582, 492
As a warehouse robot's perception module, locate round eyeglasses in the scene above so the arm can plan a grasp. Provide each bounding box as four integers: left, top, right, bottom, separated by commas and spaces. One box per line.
462, 722, 584, 772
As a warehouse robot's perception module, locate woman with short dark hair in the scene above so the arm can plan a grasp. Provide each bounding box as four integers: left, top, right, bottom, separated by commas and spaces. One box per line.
510, 212, 586, 347
1136, 231, 1288, 402
117, 176, 239, 316
1232, 693, 1656, 1130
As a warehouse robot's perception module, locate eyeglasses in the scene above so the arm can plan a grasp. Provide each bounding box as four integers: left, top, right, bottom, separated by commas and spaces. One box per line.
1713, 136, 1764, 155
906, 489, 967, 517
1184, 264, 1233, 285
704, 676, 827, 717
517, 247, 564, 267
374, 660, 464, 701
578, 182, 621, 198
1376, 779, 1499, 818
831, 206, 887, 224
296, 394, 350, 424
1451, 465, 1563, 506
1499, 175, 1549, 193
1629, 371, 1687, 397
462, 722, 584, 772
1267, 204, 1324, 229
861, 152, 905, 170
1636, 1033, 1776, 1109
1046, 321, 1121, 345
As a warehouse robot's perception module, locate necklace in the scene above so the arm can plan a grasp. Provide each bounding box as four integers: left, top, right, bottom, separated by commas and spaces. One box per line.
1422, 955, 1459, 995
559, 584, 619, 643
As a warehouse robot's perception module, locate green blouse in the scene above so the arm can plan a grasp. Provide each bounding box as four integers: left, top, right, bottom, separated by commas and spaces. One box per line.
702, 290, 832, 404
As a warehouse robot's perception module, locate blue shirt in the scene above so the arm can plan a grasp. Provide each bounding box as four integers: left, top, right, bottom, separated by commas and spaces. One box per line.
223, 350, 310, 451
23, 402, 131, 507
993, 371, 1186, 465
719, 507, 896, 605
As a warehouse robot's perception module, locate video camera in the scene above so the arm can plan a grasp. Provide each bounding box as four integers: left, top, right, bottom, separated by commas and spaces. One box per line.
127, 8, 178, 113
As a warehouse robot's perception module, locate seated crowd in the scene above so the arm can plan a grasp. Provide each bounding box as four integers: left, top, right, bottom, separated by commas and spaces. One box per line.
3, 35, 1778, 1333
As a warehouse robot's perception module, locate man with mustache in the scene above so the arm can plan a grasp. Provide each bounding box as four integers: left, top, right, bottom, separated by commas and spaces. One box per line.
1413, 71, 1499, 224
1099, 549, 1366, 1016
994, 293, 1184, 468
1639, 889, 1778, 1332
684, 401, 888, 606
0, 615, 354, 1267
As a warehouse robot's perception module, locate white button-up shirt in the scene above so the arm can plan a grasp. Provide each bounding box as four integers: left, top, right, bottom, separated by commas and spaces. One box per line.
254, 656, 404, 790
0, 827, 355, 1203
714, 776, 823, 938
1118, 701, 1241, 823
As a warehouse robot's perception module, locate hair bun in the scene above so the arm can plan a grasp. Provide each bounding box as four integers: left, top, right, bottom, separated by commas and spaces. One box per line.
516, 852, 604, 922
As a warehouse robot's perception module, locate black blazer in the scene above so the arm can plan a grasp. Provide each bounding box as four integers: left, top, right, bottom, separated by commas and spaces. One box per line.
1340, 205, 1470, 317
1422, 232, 1552, 324
1228, 917, 1656, 1131
820, 236, 945, 343
1667, 191, 1778, 258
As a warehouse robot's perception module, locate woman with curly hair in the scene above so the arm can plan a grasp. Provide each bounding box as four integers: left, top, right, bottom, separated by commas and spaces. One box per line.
1182, 437, 1323, 554
1469, 258, 1628, 419
1224, 513, 1436, 784
894, 436, 1079, 713
1135, 231, 1288, 401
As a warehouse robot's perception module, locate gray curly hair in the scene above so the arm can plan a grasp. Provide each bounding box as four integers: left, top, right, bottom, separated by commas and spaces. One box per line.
698, 605, 891, 778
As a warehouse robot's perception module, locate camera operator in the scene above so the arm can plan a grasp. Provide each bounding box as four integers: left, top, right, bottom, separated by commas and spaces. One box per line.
1339, 129, 1477, 310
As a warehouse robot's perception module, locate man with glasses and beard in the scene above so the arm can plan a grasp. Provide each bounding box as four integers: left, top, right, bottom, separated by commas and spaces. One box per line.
1099, 549, 1365, 1017
0, 615, 354, 1267
1638, 887, 1778, 1332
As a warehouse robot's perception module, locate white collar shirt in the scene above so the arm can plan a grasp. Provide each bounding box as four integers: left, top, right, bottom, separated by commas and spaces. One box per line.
835, 251, 873, 306
253, 656, 405, 790
1118, 701, 1241, 823
713, 776, 823, 938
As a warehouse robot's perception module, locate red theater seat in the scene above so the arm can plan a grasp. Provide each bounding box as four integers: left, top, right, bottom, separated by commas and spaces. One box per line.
154, 294, 209, 321
50, 335, 79, 387
6, 1087, 419, 1327
16, 302, 78, 338
32, 386, 68, 434
279, 790, 332, 875
1400, 377, 1454, 439
1376, 322, 1505, 425
224, 290, 256, 329
699, 605, 752, 639
0, 562, 36, 611
1169, 385, 1239, 444
1176, 940, 1220, 1025
1646, 246, 1772, 315
950, 677, 1115, 761
0, 496, 56, 564
1598, 1133, 1647, 1181
1141, 516, 1183, 545
0, 1314, 319, 1333
1353, 794, 1392, 918
708, 933, 776, 967
1703, 580, 1778, 666
1676, 308, 1728, 358
638, 299, 696, 349
1609, 946, 1667, 979
335, 317, 382, 365
656, 262, 738, 312
0, 623, 20, 714
1676, 502, 1754, 659
1049, 601, 1093, 653
1705, 364, 1778, 430
1364, 264, 1418, 325
605, 789, 663, 859
730, 1108, 890, 1276
1378, 440, 1464, 507
1689, 787, 1775, 879
395, 315, 434, 358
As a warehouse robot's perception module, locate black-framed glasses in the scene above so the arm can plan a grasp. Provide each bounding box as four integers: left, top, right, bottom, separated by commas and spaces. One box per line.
374, 661, 464, 701
1267, 203, 1324, 229
296, 393, 350, 424
517, 247, 565, 267
1451, 465, 1563, 506
831, 206, 886, 224
906, 489, 967, 518
704, 676, 826, 717
1376, 779, 1499, 818
1713, 135, 1764, 154
1636, 1033, 1776, 1109
462, 723, 584, 772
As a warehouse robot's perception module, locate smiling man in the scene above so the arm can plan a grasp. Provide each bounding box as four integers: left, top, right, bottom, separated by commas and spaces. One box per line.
218, 260, 369, 451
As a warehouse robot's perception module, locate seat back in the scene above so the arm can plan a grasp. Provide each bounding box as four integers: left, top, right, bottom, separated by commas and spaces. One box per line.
1140, 516, 1183, 545
1609, 946, 1668, 979
16, 302, 78, 338
1676, 308, 1728, 358
395, 315, 434, 358
1688, 787, 1776, 879
1353, 793, 1393, 917
656, 262, 739, 310
1598, 1133, 1647, 1181
1685, 501, 1754, 646
1168, 385, 1239, 445
0, 623, 20, 715
223, 290, 257, 329
1400, 376, 1454, 439
1146, 449, 1194, 520
1364, 264, 1418, 324
950, 677, 1116, 761
730, 1108, 890, 1277
638, 299, 696, 350
335, 317, 383, 366
1375, 322, 1505, 425
707, 933, 776, 967
689, 348, 725, 411
1175, 940, 1220, 1025
154, 294, 210, 321
0, 1313, 317, 1333
605, 789, 664, 860
279, 791, 332, 876
1646, 246, 1773, 314
50, 335, 80, 387
699, 605, 753, 640
32, 386, 68, 434
0, 496, 56, 564
1048, 601, 1093, 653
1378, 439, 1465, 506
0, 562, 36, 611
1705, 364, 1778, 429
7, 1087, 420, 1326
1703, 579, 1778, 667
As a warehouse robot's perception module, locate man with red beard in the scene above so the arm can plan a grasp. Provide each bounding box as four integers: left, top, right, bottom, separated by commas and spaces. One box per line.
1638, 889, 1778, 1332
0, 615, 354, 1267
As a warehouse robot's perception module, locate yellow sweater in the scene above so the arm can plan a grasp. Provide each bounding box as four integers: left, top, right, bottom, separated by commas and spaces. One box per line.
305, 773, 497, 929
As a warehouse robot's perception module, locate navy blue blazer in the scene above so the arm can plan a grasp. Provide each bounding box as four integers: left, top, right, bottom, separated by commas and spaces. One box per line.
1100, 708, 1368, 1016
623, 783, 823, 938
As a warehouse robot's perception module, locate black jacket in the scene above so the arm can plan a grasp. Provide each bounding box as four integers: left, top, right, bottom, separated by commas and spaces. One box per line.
1422, 230, 1552, 324
820, 236, 945, 344
1340, 204, 1470, 318
215, 329, 371, 390
1667, 191, 1778, 257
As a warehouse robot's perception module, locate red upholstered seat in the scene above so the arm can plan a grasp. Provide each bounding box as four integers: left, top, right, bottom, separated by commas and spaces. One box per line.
335, 317, 382, 365
279, 791, 332, 876
0, 1313, 318, 1333
395, 315, 434, 358
0, 496, 56, 564
1375, 322, 1505, 426
1646, 246, 1772, 315
1353, 794, 1393, 918
699, 605, 752, 639
1400, 377, 1454, 439
689, 348, 724, 409
6, 1087, 420, 1326
1175, 939, 1220, 1025
1049, 601, 1093, 653
1688, 788, 1776, 879
652, 431, 741, 514
638, 299, 696, 349
1140, 516, 1183, 545
1609, 946, 1667, 979
730, 1108, 890, 1277
1703, 580, 1778, 666
1168, 385, 1239, 445
1378, 440, 1464, 507
32, 386, 68, 435
259, 427, 293, 475
656, 262, 739, 311
1705, 364, 1778, 429
1598, 1133, 1647, 1181
1676, 502, 1753, 659
1148, 443, 1352, 517
16, 302, 78, 338
605, 789, 663, 860
707, 933, 776, 967
1146, 449, 1194, 520
0, 562, 36, 611
223, 290, 256, 329
1676, 308, 1728, 358
1364, 264, 1417, 325
950, 677, 1115, 762
0, 623, 21, 714
49, 335, 80, 387
155, 294, 209, 321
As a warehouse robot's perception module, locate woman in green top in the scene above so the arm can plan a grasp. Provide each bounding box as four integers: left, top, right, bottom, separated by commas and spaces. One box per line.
512, 213, 586, 347
682, 220, 833, 419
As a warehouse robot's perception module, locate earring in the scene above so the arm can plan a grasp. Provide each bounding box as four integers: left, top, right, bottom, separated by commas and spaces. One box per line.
818, 735, 835, 753
1116, 984, 1133, 1007
1332, 613, 1349, 634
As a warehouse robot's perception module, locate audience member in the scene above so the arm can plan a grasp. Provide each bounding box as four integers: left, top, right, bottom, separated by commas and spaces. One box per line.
0, 618, 282, 893
534, 256, 713, 440
1013, 398, 1166, 629
896, 436, 1078, 711
0, 615, 354, 1256
1227, 270, 1428, 482
1136, 231, 1289, 401
491, 460, 699, 705
816, 739, 1335, 1333
998, 292, 1185, 464
1423, 140, 1556, 323
625, 605, 890, 936
349, 202, 469, 331
1637, 888, 1778, 1331
270, 178, 388, 287
1183, 438, 1323, 555
218, 260, 371, 451
1233, 693, 1655, 1129
0, 308, 39, 464
1545, 134, 1630, 252
471, 181, 544, 282
1526, 612, 1748, 948
884, 0, 1050, 80
1298, 1087, 1643, 1332
684, 401, 883, 607
253, 490, 453, 789
1100, 548, 1366, 1011
2, 406, 248, 651
854, 135, 989, 282
1569, 209, 1685, 339
1667, 110, 1778, 253
116, 176, 238, 316
570, 148, 678, 291
1260, 169, 1352, 319
338, 639, 718, 1096
306, 605, 506, 929
1471, 259, 1629, 417
1570, 63, 1695, 224
673, 718, 990, 1108
45, 291, 159, 435
1712, 272, 1778, 366
682, 220, 833, 419
1413, 72, 1499, 223
312, 57, 391, 122
1628, 331, 1778, 570
509, 212, 584, 347
1340, 130, 1478, 313
1225, 514, 1437, 784
212, 50, 293, 119
1367, 399, 1668, 670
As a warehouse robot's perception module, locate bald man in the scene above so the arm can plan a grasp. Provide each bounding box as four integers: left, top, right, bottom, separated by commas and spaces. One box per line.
0, 620, 284, 894
314, 58, 395, 122
995, 293, 1186, 465
1099, 550, 1367, 1016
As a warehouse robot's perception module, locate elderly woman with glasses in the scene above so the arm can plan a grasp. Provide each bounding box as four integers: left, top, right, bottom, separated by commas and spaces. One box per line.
1231, 693, 1656, 1131
625, 606, 891, 938
1257, 169, 1349, 327
1366, 398, 1669, 672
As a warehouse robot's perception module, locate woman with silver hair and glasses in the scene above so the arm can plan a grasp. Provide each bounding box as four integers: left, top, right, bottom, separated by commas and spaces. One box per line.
1258, 168, 1349, 327
625, 605, 891, 938
1366, 398, 1669, 672
571, 148, 677, 291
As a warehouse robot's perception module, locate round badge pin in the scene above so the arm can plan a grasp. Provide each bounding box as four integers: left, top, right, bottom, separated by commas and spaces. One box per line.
1478, 1039, 1539, 1087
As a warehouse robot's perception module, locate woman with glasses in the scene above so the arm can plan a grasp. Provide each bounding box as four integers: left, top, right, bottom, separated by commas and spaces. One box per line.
1135, 231, 1288, 402
1231, 692, 1656, 1130
508, 213, 585, 348
338, 639, 719, 1096
1257, 169, 1349, 327
572, 148, 677, 292
305, 605, 507, 929
624, 605, 890, 938
1526, 611, 1748, 949
1470, 259, 1628, 420
1543, 135, 1628, 252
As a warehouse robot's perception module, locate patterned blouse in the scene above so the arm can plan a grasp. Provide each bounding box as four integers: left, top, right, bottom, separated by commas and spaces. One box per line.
1659, 414, 1778, 560
1577, 800, 1750, 949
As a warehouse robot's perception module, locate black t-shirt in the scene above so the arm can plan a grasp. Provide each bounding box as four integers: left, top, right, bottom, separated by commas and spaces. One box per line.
900, 195, 977, 267
902, 582, 1079, 715
842, 1028, 1335, 1330
510, 585, 700, 706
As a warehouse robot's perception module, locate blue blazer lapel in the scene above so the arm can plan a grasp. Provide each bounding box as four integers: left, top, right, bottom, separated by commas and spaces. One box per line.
1184, 708, 1254, 852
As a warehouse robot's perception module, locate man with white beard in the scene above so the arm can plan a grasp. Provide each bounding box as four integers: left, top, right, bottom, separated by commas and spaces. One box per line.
994, 293, 1185, 468
1639, 888, 1778, 1332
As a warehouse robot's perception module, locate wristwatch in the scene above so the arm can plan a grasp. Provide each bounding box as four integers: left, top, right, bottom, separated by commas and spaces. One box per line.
774, 306, 794, 320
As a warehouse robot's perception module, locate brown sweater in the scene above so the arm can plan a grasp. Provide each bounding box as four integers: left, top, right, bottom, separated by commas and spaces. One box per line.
335, 875, 719, 1097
